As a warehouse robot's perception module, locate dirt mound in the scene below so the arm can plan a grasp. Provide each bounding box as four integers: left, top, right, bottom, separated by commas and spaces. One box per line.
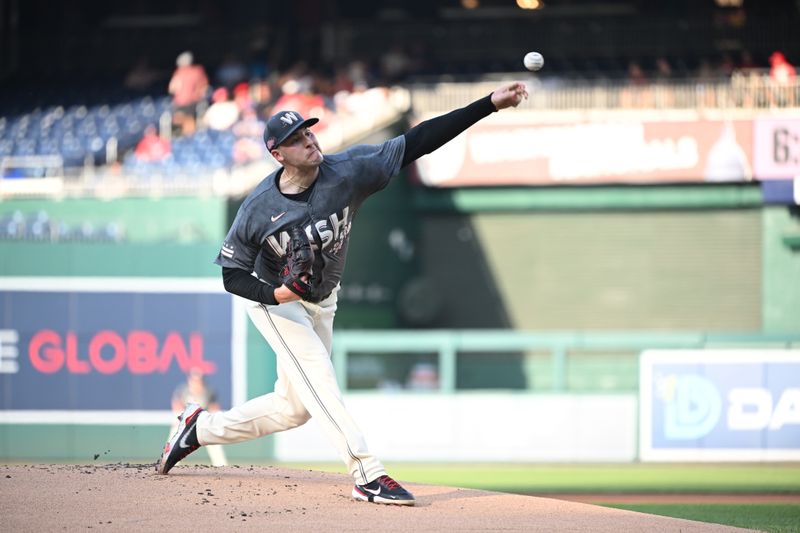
0, 464, 756, 532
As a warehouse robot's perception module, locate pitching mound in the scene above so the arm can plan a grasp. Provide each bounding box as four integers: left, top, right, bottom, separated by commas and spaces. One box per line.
1, 464, 756, 532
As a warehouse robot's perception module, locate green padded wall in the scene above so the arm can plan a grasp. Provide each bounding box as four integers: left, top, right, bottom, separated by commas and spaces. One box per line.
420, 209, 762, 330
0, 196, 227, 277
473, 209, 762, 330
762, 206, 800, 332
0, 197, 225, 242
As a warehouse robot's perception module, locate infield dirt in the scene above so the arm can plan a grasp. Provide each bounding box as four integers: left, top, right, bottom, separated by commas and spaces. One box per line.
1, 464, 759, 532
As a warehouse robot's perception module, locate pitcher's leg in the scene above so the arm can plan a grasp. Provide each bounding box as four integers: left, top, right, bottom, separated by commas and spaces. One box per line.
250, 301, 385, 485
198, 352, 310, 445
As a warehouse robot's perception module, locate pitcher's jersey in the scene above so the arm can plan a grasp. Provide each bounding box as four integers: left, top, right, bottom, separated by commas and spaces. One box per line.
215, 135, 406, 302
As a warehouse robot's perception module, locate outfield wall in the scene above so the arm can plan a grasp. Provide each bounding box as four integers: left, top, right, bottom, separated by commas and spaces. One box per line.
0, 394, 637, 463
274, 394, 637, 462
1, 184, 798, 462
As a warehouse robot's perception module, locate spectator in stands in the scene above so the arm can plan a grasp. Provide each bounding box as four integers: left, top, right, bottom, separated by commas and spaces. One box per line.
250, 79, 275, 120
696, 58, 717, 82
231, 108, 265, 166
232, 82, 253, 113
170, 368, 227, 467
654, 57, 673, 82
621, 60, 651, 108
232, 107, 264, 139
738, 50, 758, 71
405, 362, 438, 391
271, 70, 331, 130
695, 57, 728, 106
168, 51, 209, 136
330, 64, 355, 97
769, 51, 796, 106
346, 59, 372, 89
202, 87, 240, 131
770, 51, 796, 84
134, 125, 171, 161
627, 61, 647, 85
719, 53, 736, 78
653, 57, 675, 107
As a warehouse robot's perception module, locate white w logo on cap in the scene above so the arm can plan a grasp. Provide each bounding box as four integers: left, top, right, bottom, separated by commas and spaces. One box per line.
280, 112, 299, 125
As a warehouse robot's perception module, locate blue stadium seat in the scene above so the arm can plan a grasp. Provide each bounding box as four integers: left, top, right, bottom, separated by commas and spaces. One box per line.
0, 140, 13, 156
1, 84, 249, 177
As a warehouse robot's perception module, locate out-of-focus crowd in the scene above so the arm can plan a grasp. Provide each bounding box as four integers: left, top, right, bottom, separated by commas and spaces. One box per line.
130, 50, 397, 167
130, 47, 798, 166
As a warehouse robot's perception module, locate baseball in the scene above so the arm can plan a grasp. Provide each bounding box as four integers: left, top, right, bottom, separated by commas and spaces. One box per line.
524, 51, 544, 71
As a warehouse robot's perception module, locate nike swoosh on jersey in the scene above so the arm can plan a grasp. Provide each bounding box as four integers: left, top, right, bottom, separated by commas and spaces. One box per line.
271, 212, 286, 222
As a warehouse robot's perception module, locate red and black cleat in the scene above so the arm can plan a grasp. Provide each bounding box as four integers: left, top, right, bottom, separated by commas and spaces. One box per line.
352, 475, 415, 506
155, 403, 204, 475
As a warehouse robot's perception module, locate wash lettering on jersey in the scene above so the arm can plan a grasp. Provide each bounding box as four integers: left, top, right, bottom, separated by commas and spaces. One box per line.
264, 205, 352, 256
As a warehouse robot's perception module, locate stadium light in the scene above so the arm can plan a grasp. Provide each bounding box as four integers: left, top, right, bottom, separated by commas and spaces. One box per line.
517, 0, 543, 10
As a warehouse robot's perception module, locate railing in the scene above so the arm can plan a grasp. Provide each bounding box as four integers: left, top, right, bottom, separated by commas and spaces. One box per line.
0, 155, 63, 178
410, 72, 800, 112
331, 330, 800, 393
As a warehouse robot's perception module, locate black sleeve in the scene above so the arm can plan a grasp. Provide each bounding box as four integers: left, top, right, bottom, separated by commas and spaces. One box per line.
222, 267, 278, 305
402, 93, 497, 168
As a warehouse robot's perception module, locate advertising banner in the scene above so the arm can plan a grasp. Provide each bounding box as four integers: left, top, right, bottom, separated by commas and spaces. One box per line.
0, 278, 237, 418
640, 350, 800, 461
754, 117, 800, 180
415, 115, 753, 186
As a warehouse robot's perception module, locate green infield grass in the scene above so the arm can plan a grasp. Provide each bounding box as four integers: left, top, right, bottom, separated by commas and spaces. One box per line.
284, 462, 800, 532
288, 462, 800, 494
606, 504, 800, 533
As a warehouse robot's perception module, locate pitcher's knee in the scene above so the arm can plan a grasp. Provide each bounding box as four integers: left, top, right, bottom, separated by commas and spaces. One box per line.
285, 410, 311, 428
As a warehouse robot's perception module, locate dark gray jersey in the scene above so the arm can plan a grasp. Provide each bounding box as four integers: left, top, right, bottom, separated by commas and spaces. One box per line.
215, 135, 406, 302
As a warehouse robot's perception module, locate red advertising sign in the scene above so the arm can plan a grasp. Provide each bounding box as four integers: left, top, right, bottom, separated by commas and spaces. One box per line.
414, 115, 754, 187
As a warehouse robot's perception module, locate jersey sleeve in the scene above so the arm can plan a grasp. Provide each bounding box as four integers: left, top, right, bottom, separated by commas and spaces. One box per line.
214, 207, 260, 272
344, 135, 406, 195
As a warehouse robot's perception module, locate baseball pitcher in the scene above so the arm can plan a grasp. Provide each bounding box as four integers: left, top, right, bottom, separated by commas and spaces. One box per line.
156, 81, 529, 506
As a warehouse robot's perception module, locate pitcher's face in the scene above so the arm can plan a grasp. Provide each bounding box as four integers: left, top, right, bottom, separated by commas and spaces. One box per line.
273, 128, 323, 168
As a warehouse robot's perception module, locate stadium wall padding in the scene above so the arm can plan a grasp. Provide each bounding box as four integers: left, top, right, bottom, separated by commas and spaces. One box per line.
0, 242, 221, 277
762, 206, 800, 332
0, 424, 273, 462
0, 197, 227, 243
473, 208, 763, 331
273, 393, 638, 462
1, 189, 798, 463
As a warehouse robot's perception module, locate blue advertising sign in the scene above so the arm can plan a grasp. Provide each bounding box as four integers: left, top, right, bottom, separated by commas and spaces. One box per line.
640, 350, 800, 461
0, 278, 234, 415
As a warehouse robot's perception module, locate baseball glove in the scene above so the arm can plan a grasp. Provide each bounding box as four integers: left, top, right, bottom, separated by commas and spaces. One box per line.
280, 226, 314, 299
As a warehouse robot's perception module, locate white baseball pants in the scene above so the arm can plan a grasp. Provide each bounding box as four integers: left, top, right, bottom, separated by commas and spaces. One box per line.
195, 289, 386, 485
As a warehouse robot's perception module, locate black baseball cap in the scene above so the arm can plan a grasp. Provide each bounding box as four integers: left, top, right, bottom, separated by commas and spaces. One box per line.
263, 111, 319, 151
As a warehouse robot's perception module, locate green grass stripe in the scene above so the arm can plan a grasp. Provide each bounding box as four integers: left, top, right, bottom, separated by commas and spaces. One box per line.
605, 504, 800, 533
287, 463, 800, 493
